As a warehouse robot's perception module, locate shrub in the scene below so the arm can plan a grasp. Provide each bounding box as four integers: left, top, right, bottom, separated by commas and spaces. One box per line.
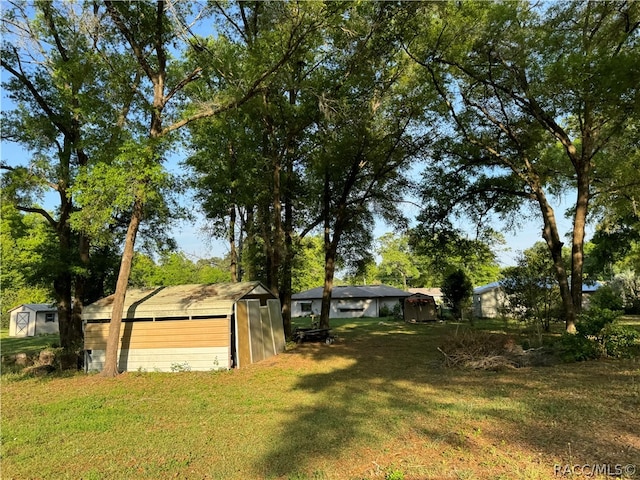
588, 285, 623, 311
379, 303, 403, 320
558, 307, 639, 361
379, 304, 392, 318
602, 324, 640, 358
385, 469, 405, 480
557, 333, 600, 362
576, 307, 620, 337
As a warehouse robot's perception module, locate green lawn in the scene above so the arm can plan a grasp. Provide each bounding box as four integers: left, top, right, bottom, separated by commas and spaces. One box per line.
0, 329, 60, 356
1, 318, 639, 480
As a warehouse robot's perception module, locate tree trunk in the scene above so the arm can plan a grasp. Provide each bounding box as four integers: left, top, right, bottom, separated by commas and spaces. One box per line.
281, 163, 294, 338
101, 198, 143, 377
229, 206, 238, 283
55, 211, 85, 369
281, 251, 293, 337
67, 232, 91, 369
244, 208, 257, 281
319, 245, 337, 330
271, 153, 283, 297
571, 162, 590, 321
54, 271, 76, 369
537, 191, 576, 332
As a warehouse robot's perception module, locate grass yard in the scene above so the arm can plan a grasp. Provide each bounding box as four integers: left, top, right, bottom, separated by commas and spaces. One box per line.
1, 318, 639, 480
1, 329, 60, 357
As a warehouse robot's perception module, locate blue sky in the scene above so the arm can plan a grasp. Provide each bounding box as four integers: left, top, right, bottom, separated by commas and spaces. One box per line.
1, 131, 581, 268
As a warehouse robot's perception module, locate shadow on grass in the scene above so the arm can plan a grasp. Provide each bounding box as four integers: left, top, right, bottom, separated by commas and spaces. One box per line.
1, 333, 60, 357
254, 319, 640, 478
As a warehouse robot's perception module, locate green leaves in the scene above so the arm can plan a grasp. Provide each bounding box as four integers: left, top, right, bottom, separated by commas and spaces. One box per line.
70, 139, 171, 244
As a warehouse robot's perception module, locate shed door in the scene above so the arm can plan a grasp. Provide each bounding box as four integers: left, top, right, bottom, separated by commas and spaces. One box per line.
235, 301, 252, 368
15, 312, 30, 337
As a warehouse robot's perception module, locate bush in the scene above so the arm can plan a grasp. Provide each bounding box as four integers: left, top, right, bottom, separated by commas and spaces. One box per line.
588, 285, 623, 311
576, 307, 621, 337
557, 333, 600, 362
558, 307, 639, 361
379, 303, 402, 319
602, 324, 640, 358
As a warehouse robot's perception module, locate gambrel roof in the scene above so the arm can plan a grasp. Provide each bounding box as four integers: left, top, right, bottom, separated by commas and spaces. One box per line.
83, 282, 274, 321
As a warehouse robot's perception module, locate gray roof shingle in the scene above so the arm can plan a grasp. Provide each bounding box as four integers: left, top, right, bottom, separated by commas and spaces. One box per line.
292, 284, 410, 300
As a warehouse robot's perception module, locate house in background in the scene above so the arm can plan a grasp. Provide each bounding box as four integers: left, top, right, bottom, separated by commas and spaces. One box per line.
292, 284, 411, 319
8, 303, 59, 337
83, 282, 285, 372
473, 280, 603, 318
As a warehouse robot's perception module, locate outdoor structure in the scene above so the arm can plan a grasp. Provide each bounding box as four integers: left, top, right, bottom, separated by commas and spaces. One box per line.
292, 284, 410, 319
83, 282, 285, 372
403, 293, 437, 322
473, 282, 507, 318
473, 280, 603, 318
408, 287, 443, 305
8, 303, 59, 337
582, 281, 603, 309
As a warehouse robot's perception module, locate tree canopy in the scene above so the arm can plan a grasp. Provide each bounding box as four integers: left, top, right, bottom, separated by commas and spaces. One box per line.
2, 1, 639, 367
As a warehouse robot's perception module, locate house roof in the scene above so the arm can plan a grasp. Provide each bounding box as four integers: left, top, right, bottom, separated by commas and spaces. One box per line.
292, 284, 411, 301
8, 303, 57, 313
82, 282, 274, 321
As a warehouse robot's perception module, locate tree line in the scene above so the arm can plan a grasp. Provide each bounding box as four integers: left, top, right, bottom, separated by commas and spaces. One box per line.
2, 1, 638, 375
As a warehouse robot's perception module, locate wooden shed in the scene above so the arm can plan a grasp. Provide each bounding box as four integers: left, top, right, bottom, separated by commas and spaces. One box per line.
83, 282, 285, 372
8, 303, 59, 337
403, 293, 437, 322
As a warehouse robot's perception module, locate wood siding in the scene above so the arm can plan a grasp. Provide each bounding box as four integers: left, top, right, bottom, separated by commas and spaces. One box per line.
84, 318, 229, 350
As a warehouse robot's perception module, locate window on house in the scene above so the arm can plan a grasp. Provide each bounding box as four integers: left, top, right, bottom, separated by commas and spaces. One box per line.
300, 303, 313, 313
338, 307, 365, 312
45, 313, 55, 323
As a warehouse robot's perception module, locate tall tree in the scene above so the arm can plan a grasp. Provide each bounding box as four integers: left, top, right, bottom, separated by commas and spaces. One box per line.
409, 228, 503, 288
291, 235, 326, 293
306, 1, 430, 329
186, 1, 345, 337
80, 0, 329, 374
408, 1, 640, 332
1, 1, 125, 366
376, 233, 420, 289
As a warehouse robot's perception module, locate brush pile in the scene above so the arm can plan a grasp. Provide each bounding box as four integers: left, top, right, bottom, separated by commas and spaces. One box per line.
437, 330, 551, 370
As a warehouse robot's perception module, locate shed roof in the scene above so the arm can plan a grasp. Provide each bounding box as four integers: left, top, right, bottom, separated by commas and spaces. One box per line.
82, 282, 274, 321
408, 288, 442, 297
473, 281, 502, 295
8, 303, 57, 313
405, 293, 436, 305
292, 284, 410, 301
